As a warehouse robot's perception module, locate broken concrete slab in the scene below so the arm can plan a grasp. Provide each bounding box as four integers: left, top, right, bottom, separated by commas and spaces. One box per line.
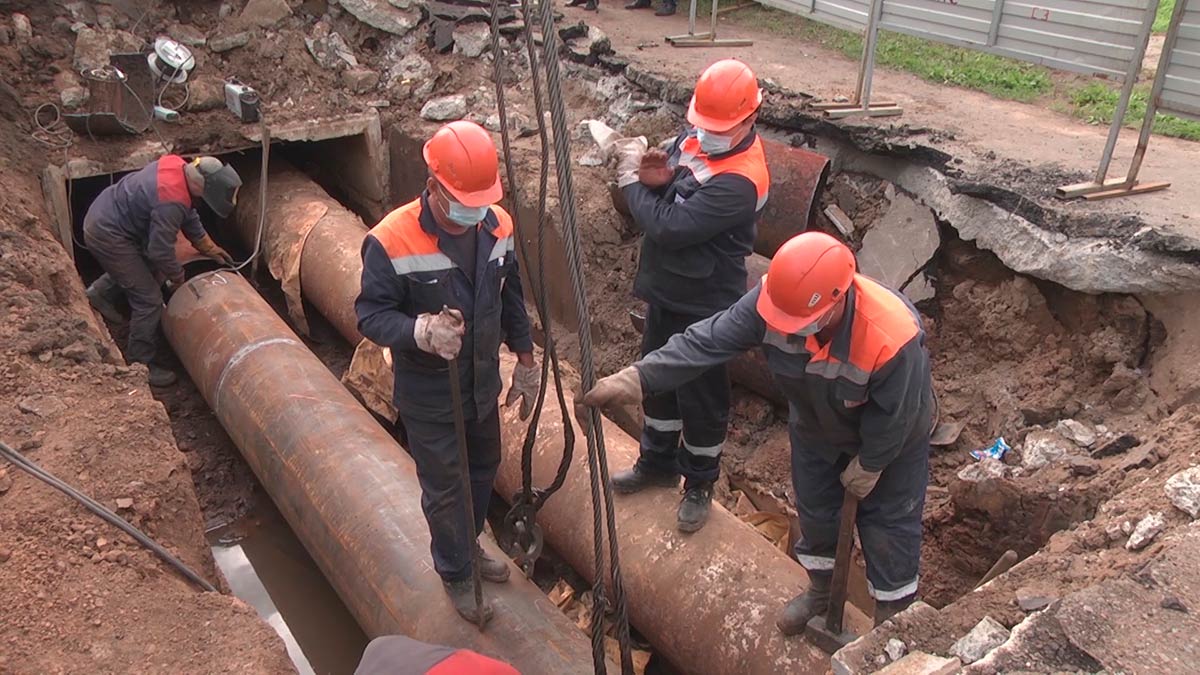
452, 23, 490, 59
1126, 512, 1166, 550
306, 23, 358, 69
1166, 466, 1200, 518
1055, 419, 1097, 447
950, 616, 1010, 665
857, 193, 939, 292
833, 602, 944, 675
420, 94, 467, 121
240, 0, 292, 27
902, 274, 936, 303
340, 0, 421, 35
964, 608, 1100, 674
1020, 430, 1074, 470
877, 652, 960, 675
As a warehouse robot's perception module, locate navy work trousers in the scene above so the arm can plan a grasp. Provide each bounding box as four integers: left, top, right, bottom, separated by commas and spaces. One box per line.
790, 425, 929, 601
83, 215, 164, 365
400, 407, 501, 583
637, 303, 731, 487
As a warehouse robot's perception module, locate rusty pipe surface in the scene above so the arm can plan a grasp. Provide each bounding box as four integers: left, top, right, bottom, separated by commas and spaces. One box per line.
495, 354, 831, 675
231, 159, 367, 344
756, 139, 831, 258
162, 271, 597, 672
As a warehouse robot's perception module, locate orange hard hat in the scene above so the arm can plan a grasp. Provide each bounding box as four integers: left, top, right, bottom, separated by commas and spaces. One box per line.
687, 59, 763, 133
757, 232, 856, 334
422, 120, 503, 207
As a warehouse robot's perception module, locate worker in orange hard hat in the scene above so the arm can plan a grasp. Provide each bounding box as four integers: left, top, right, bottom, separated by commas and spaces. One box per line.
605, 58, 770, 534
355, 120, 539, 625
581, 232, 935, 630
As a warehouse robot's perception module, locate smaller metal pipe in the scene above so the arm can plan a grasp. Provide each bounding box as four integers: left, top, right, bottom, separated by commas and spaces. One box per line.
858, 0, 885, 109
688, 0, 698, 36
708, 0, 720, 42
986, 0, 1005, 46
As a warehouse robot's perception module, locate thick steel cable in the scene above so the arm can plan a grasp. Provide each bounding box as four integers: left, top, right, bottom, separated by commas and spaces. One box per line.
0, 441, 217, 592
488, 0, 575, 517
534, 4, 634, 672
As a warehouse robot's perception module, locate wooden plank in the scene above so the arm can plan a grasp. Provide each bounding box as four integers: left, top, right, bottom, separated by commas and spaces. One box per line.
1055, 176, 1132, 198
823, 105, 904, 119
810, 99, 897, 109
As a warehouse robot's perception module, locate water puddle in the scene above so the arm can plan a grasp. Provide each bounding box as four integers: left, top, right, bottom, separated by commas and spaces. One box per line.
209, 493, 368, 675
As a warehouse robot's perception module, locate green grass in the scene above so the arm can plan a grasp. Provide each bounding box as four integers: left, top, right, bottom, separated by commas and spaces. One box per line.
727, 6, 1052, 101
1154, 0, 1175, 33
1068, 81, 1200, 141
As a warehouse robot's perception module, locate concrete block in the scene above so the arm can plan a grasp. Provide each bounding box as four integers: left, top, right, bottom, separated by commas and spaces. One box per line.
950, 617, 1010, 664
858, 193, 939, 291
1166, 466, 1200, 518
877, 652, 961, 675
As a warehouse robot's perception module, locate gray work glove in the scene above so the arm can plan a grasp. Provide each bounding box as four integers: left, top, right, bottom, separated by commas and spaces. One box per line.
575, 365, 643, 432
614, 138, 649, 188
414, 307, 465, 361
504, 358, 541, 420
840, 456, 882, 499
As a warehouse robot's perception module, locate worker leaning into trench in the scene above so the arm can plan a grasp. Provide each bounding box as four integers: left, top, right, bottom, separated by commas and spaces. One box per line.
84, 155, 241, 387
582, 231, 936, 630
608, 58, 771, 533
354, 120, 541, 624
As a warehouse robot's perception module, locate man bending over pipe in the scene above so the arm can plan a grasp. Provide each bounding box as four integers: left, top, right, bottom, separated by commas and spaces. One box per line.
355, 120, 540, 624
581, 232, 934, 630
85, 155, 240, 387
609, 59, 771, 533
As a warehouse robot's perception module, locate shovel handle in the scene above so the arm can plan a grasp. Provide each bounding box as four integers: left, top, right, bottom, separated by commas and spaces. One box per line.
825, 491, 859, 635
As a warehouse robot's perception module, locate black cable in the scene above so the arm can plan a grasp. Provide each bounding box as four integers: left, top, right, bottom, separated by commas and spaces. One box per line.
533, 4, 635, 672
0, 441, 218, 593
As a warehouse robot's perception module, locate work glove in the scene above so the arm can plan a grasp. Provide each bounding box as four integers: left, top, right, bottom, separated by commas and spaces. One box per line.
574, 365, 643, 431
193, 235, 235, 266
614, 138, 649, 188
840, 456, 882, 499
504, 358, 541, 420
414, 307, 465, 361
638, 149, 673, 189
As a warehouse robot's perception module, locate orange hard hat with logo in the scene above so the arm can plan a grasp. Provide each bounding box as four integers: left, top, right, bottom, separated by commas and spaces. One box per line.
687, 59, 763, 133
422, 120, 503, 207
757, 232, 857, 334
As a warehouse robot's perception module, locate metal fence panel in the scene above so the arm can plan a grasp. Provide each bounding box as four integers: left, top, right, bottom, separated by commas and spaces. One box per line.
757, 0, 870, 30
1159, 2, 1200, 120
992, 0, 1152, 78
879, 0, 995, 46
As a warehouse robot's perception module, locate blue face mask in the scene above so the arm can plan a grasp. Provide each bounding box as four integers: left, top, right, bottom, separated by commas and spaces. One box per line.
696, 127, 737, 155
446, 199, 490, 228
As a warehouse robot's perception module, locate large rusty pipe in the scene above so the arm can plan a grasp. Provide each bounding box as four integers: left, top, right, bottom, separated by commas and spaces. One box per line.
231, 160, 367, 344
494, 354, 831, 675
161, 271, 598, 672
756, 138, 831, 258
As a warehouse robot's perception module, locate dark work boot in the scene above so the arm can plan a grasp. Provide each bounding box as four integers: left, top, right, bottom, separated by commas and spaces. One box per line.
476, 545, 511, 583
584, 0, 598, 11
566, 0, 588, 6
777, 574, 832, 636
655, 1, 676, 15
611, 465, 679, 494
874, 595, 916, 627
444, 579, 494, 625
676, 482, 713, 533
86, 278, 125, 324
625, 0, 652, 8
148, 366, 177, 388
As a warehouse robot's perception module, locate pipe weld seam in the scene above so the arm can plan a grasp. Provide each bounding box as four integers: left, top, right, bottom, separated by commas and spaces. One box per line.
213, 337, 303, 413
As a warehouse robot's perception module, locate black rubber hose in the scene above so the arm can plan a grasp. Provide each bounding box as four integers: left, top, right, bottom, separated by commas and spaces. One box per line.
0, 440, 218, 593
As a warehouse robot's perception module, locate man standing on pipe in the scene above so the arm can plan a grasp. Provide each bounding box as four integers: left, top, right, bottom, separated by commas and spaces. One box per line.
355, 120, 540, 624
610, 59, 770, 533
84, 155, 240, 387
581, 232, 934, 629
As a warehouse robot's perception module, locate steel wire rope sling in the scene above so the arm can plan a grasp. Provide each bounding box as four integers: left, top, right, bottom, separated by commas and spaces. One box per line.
487, 0, 577, 576
486, 0, 636, 671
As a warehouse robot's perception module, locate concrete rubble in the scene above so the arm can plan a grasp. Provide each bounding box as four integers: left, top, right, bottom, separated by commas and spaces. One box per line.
950, 616, 1010, 664
877, 652, 961, 675
1166, 466, 1200, 518
306, 22, 358, 69
388, 53, 435, 99
856, 193, 939, 293
885, 638, 908, 662
240, 0, 292, 27
1126, 512, 1166, 550
1015, 587, 1056, 612
958, 458, 1009, 482
60, 87, 88, 110
1020, 430, 1074, 469
341, 67, 380, 94
339, 0, 421, 35
1055, 419, 1097, 447
452, 23, 491, 58
421, 94, 468, 121
209, 31, 252, 53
